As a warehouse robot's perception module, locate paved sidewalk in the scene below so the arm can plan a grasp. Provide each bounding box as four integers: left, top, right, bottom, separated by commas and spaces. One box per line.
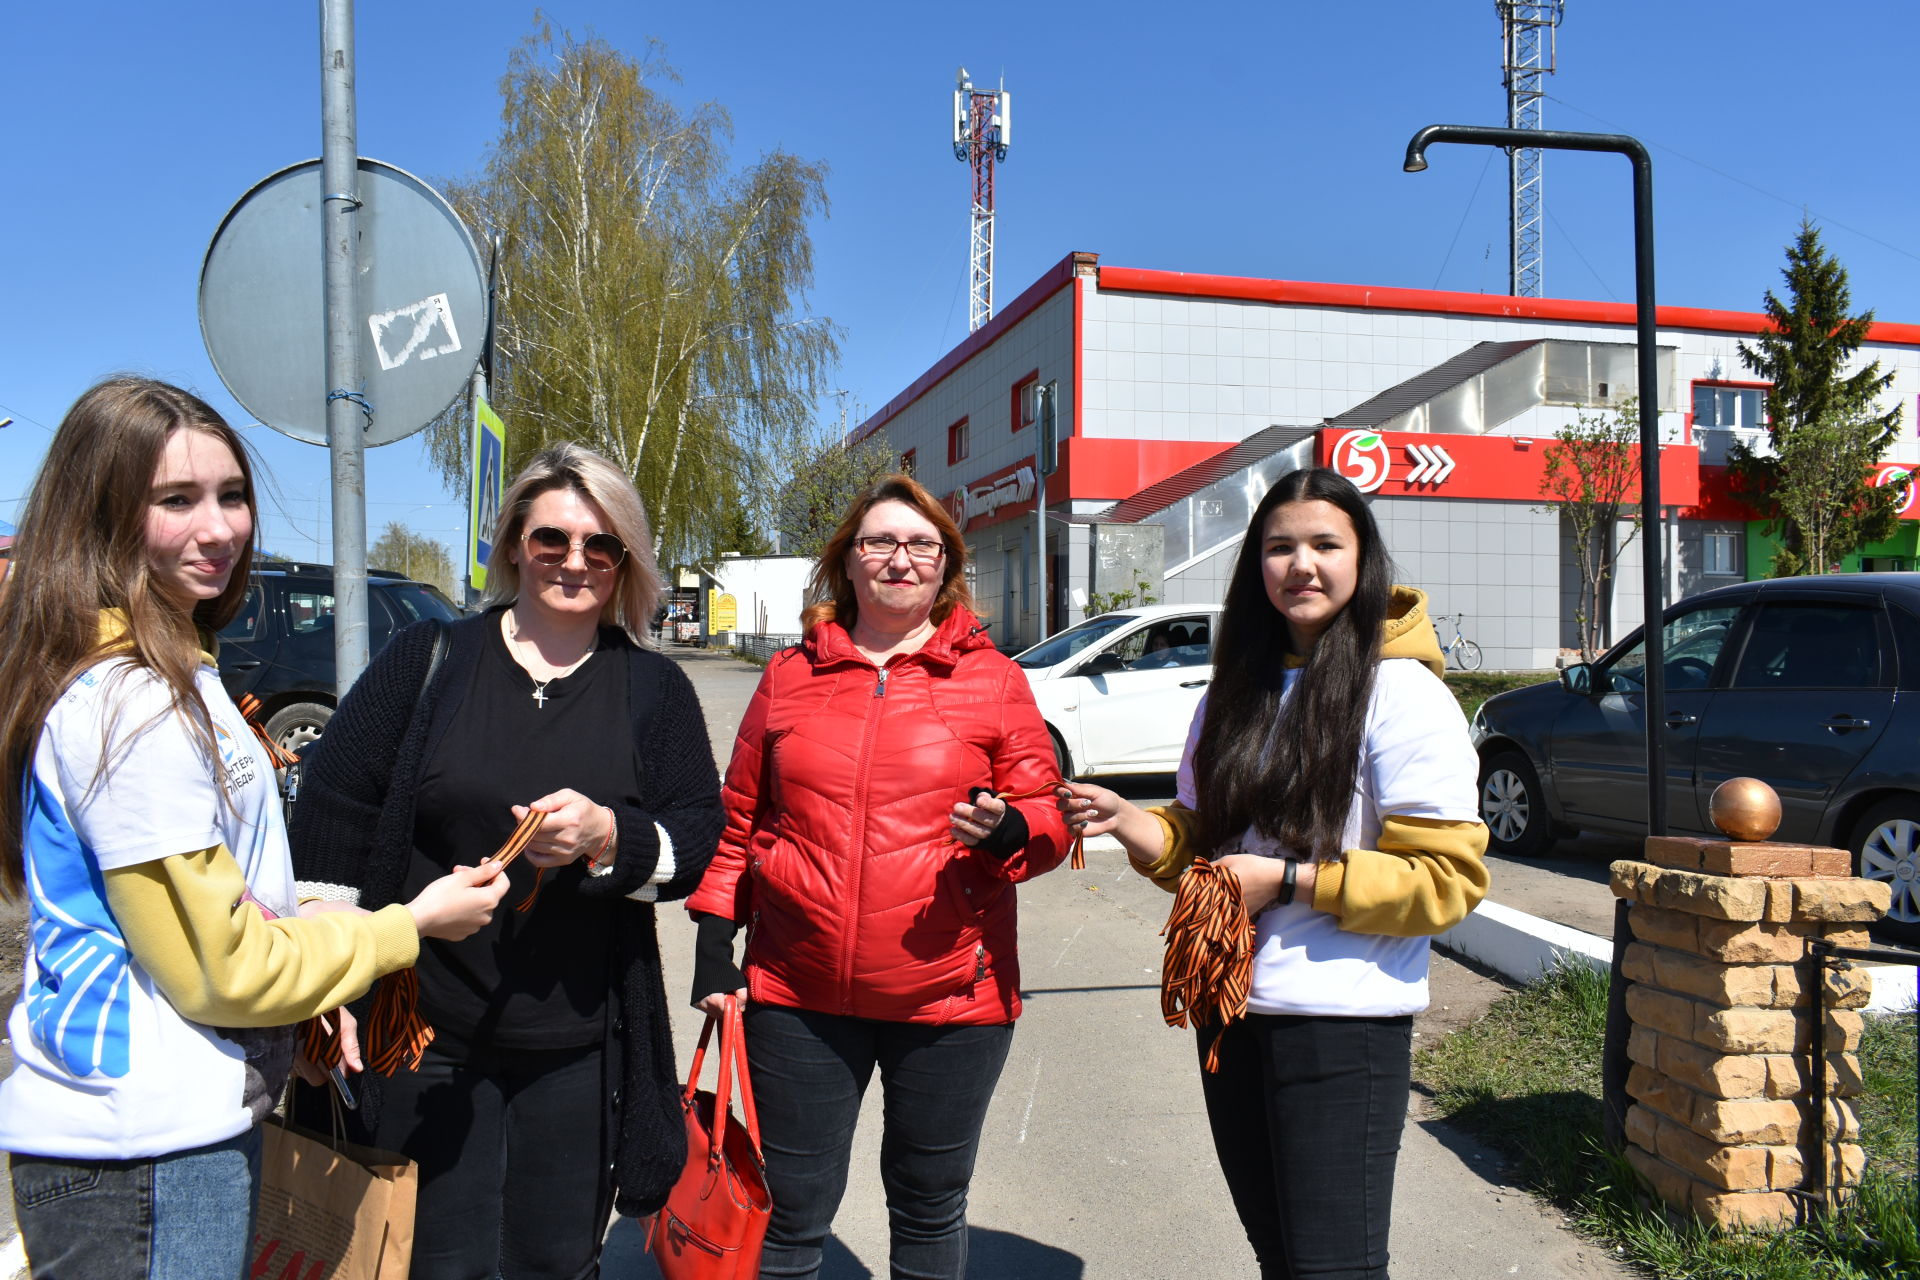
602, 647, 1632, 1279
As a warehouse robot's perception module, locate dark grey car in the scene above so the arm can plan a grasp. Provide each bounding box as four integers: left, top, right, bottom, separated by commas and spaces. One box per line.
1470, 573, 1920, 941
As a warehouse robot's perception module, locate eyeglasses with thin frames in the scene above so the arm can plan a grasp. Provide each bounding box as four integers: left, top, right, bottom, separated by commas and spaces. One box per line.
853, 535, 946, 563
522, 525, 627, 573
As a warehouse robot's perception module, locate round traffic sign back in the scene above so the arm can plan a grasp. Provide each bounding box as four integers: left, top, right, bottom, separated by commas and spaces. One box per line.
199, 157, 487, 446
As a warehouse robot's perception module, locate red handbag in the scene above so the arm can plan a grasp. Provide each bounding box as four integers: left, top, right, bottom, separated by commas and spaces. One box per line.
649, 996, 772, 1279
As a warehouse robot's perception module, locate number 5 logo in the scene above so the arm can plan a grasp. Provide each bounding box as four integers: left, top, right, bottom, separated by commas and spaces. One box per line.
1873, 463, 1918, 517
1330, 430, 1391, 493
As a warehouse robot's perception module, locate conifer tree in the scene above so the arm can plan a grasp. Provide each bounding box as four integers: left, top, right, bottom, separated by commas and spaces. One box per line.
1729, 221, 1901, 575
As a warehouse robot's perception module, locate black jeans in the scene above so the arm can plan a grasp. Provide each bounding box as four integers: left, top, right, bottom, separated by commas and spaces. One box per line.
1198, 1013, 1413, 1280
744, 1004, 1014, 1280
353, 1038, 611, 1280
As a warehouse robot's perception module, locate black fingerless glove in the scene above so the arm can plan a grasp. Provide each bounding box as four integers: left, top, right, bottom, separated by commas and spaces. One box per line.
690, 911, 747, 1006
967, 787, 1031, 860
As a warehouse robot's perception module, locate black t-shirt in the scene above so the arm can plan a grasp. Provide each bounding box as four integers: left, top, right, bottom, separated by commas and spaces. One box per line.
406, 620, 636, 1048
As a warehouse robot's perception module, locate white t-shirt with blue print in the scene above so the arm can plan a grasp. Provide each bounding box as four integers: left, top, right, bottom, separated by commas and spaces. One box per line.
0, 655, 296, 1160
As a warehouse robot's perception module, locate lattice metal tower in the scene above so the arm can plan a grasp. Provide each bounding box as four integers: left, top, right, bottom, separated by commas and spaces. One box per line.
1499, 2, 1565, 297
953, 69, 1011, 332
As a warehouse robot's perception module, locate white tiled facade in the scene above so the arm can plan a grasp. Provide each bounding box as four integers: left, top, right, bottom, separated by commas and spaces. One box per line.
860, 256, 1920, 666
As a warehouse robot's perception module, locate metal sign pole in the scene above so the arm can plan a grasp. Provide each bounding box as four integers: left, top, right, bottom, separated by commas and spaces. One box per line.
321, 0, 368, 696
1036, 381, 1059, 643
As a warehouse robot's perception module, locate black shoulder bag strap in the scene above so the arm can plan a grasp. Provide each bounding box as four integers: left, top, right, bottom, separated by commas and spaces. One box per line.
284, 619, 449, 824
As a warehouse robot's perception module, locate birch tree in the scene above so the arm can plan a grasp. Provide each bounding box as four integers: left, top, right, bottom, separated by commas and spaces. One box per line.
427, 23, 838, 562
1540, 399, 1642, 661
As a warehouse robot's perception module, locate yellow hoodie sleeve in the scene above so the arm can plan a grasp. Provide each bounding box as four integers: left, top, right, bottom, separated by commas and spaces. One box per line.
102, 846, 420, 1028
1137, 803, 1202, 892
1311, 814, 1489, 937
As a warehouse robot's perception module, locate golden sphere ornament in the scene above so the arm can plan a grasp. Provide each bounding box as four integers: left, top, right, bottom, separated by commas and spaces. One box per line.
1709, 777, 1782, 843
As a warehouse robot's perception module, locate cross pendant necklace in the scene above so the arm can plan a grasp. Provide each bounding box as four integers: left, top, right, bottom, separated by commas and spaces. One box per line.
507, 608, 596, 709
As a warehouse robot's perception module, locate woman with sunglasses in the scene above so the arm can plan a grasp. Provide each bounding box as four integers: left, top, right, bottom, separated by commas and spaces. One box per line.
686, 473, 1071, 1280
289, 443, 725, 1279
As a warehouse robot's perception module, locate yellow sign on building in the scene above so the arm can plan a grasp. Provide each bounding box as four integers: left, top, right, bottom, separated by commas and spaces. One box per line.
711, 592, 738, 632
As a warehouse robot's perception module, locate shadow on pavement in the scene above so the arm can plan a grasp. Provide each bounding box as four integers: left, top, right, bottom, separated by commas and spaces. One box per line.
1414, 1088, 1602, 1194
600, 1221, 1082, 1279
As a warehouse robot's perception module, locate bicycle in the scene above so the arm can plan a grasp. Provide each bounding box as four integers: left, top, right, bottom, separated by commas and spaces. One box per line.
1437, 613, 1482, 671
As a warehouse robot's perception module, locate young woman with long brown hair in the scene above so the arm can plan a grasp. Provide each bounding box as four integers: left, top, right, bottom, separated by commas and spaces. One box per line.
0, 377, 507, 1279
1059, 467, 1490, 1279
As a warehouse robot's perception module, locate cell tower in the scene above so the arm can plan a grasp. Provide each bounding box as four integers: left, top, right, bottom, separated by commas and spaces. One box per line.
1498, 2, 1564, 297
952, 69, 1011, 332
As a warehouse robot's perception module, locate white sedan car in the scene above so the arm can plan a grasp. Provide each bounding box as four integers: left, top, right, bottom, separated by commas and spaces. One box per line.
1012, 604, 1222, 777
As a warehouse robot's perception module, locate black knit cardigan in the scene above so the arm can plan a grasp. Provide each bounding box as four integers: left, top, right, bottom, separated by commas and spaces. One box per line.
287, 610, 723, 1216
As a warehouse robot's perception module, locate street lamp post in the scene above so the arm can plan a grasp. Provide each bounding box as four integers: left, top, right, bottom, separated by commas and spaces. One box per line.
1404, 124, 1664, 1147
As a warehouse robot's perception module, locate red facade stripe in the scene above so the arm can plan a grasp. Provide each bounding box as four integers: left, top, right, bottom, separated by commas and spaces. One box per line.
1096, 267, 1920, 347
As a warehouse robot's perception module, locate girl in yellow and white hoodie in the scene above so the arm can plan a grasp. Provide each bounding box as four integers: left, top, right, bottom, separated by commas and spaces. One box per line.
1061, 467, 1489, 1280
0, 378, 508, 1280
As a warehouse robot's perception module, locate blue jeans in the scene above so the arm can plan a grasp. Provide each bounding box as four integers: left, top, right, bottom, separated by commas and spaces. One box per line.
10, 1126, 263, 1280
744, 1005, 1014, 1280
1199, 1014, 1413, 1280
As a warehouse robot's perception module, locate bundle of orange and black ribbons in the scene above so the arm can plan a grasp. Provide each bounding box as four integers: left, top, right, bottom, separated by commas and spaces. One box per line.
1158, 858, 1254, 1073
236, 694, 298, 769
301, 809, 548, 1077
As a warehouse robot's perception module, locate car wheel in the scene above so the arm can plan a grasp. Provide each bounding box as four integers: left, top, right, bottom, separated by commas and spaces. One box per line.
264, 701, 333, 760
1850, 797, 1920, 945
1479, 750, 1555, 858
1049, 729, 1076, 781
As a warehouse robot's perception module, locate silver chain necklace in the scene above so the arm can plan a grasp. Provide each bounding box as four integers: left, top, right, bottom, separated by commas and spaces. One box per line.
509, 611, 596, 708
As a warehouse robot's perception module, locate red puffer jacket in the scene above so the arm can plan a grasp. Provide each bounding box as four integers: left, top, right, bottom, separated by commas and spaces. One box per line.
686, 607, 1070, 1024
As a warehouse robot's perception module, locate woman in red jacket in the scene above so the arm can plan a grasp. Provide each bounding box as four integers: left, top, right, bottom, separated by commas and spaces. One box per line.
687, 473, 1070, 1280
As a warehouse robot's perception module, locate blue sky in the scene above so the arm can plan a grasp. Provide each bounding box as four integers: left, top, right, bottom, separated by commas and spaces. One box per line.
7, 2, 1919, 565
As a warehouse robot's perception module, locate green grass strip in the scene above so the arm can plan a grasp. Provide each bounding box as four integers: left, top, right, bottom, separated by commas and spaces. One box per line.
1417, 963, 1919, 1278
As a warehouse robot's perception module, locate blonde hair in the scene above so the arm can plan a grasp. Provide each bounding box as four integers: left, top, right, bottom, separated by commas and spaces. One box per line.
482, 443, 662, 645
802, 473, 974, 632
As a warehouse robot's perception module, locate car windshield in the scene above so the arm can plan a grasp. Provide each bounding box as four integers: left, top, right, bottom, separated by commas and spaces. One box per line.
381, 582, 462, 623
1013, 615, 1136, 668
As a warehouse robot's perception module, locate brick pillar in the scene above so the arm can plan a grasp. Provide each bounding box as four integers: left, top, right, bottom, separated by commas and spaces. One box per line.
1609, 836, 1890, 1229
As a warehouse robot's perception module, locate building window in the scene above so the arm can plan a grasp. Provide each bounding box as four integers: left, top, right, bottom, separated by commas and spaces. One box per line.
947, 418, 969, 465
1703, 531, 1741, 577
900, 448, 916, 475
1692, 384, 1766, 430
1011, 371, 1040, 433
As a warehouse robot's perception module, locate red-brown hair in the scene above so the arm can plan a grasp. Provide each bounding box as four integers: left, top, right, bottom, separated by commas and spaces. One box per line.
802, 473, 975, 632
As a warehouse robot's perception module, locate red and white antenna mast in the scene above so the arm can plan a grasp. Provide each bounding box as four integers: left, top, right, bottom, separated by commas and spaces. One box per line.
953, 68, 1011, 333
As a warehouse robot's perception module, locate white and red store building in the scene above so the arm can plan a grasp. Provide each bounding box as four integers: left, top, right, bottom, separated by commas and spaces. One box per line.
854, 251, 1920, 669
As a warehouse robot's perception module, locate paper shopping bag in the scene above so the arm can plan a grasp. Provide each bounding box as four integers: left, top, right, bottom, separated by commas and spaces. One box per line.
252, 1114, 417, 1280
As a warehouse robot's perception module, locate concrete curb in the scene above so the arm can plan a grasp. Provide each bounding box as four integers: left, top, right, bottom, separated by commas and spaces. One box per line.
1434, 899, 1918, 1016
1082, 836, 1919, 1015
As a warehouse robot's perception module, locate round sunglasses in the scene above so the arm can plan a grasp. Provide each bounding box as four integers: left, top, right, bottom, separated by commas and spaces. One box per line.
521, 525, 627, 573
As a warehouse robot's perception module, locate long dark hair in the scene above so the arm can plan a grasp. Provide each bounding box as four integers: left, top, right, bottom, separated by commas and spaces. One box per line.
1194, 468, 1393, 861
0, 378, 258, 895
